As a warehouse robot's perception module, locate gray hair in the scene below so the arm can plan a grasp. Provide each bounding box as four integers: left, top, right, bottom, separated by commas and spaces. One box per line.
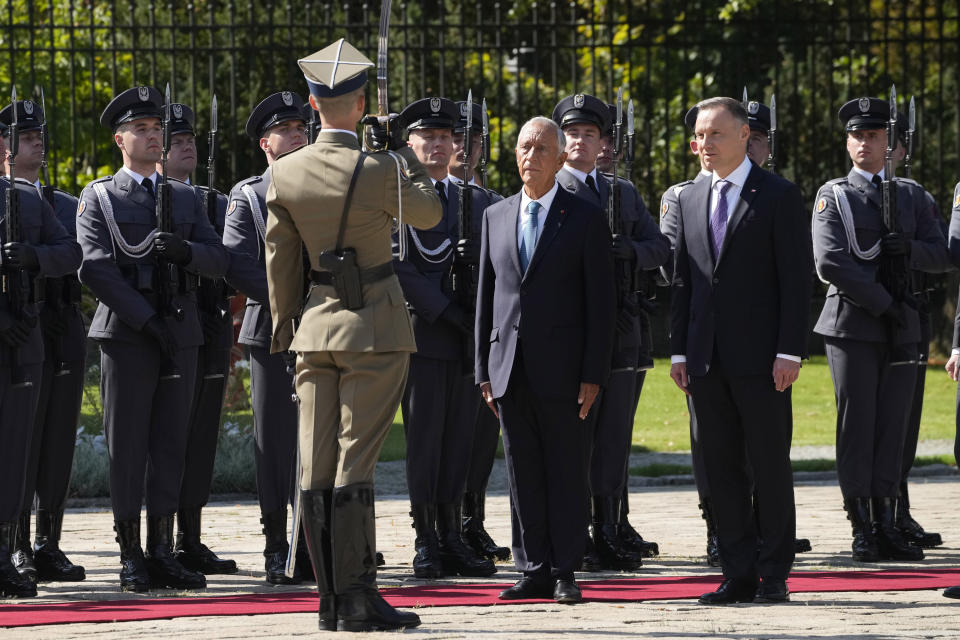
694, 97, 749, 128
517, 116, 566, 157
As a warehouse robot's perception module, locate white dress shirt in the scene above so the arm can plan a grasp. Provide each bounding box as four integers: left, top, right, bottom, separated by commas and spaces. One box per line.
322, 128, 358, 139
517, 180, 558, 251
122, 166, 158, 190
563, 165, 599, 189
852, 166, 884, 184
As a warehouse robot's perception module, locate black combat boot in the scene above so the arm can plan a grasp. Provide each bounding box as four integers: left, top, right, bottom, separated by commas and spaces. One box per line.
844, 497, 879, 562
462, 491, 510, 561
145, 515, 207, 589
295, 520, 315, 582
260, 508, 300, 585
896, 482, 943, 548
699, 500, 722, 567
333, 483, 420, 632
591, 496, 641, 571
300, 489, 335, 631
0, 522, 36, 597
437, 502, 496, 577
33, 507, 85, 582
11, 510, 36, 583
175, 506, 238, 575
617, 493, 659, 558
873, 497, 924, 561
409, 503, 443, 579
114, 518, 150, 592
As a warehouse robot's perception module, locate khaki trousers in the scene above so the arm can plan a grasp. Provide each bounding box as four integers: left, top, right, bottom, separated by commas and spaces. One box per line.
296, 350, 409, 489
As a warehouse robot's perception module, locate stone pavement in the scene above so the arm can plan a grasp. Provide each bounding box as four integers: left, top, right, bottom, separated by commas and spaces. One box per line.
6, 477, 960, 639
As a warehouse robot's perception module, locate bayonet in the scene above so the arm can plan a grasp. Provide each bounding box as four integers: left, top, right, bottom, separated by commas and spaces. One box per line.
464, 89, 473, 185
207, 94, 217, 195
39, 87, 51, 190
742, 86, 748, 110
8, 86, 17, 176
905, 95, 916, 178
624, 98, 634, 182
767, 93, 777, 173
480, 98, 489, 189
376, 0, 393, 129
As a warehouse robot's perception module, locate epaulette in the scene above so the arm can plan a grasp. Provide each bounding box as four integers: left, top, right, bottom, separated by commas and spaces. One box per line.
235, 175, 263, 187
894, 176, 920, 186
670, 179, 695, 197
276, 144, 308, 161
53, 187, 76, 197
821, 176, 848, 187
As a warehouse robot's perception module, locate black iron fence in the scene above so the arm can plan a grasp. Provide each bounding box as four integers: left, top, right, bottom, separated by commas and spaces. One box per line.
3, 0, 960, 349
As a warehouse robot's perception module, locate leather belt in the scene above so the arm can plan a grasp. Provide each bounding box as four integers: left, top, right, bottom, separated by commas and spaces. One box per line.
309, 261, 394, 286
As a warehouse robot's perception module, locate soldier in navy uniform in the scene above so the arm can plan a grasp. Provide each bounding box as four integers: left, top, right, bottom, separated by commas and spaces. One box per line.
812, 96, 951, 563
449, 100, 510, 563
657, 105, 717, 564
0, 124, 81, 598
222, 91, 312, 584
77, 86, 228, 591
394, 97, 496, 579
151, 103, 237, 575
0, 100, 87, 585
551, 93, 670, 571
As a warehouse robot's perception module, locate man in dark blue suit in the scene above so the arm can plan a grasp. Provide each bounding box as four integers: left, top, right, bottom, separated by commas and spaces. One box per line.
475, 116, 616, 604
669, 97, 813, 605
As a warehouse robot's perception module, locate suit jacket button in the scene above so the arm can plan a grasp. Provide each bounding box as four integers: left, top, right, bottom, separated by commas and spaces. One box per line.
513, 324, 519, 330
712, 277, 720, 284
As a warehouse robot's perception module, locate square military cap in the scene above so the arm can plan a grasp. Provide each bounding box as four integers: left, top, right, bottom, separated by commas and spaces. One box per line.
165, 103, 196, 136
100, 86, 163, 130
745, 101, 771, 133
245, 91, 306, 140
552, 93, 610, 132
839, 97, 890, 131
0, 100, 44, 133
400, 97, 458, 132
299, 38, 373, 99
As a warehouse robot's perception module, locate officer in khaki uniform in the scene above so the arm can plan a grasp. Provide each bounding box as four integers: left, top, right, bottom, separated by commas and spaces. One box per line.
265, 39, 442, 632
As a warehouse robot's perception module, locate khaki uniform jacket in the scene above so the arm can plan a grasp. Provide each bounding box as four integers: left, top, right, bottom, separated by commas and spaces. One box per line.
265, 130, 443, 354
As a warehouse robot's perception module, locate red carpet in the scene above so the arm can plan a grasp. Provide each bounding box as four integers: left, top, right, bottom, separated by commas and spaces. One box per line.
2, 569, 959, 627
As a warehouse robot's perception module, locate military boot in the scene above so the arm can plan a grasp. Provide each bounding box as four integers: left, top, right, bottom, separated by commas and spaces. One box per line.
462, 491, 510, 561
11, 510, 36, 583
175, 506, 238, 575
873, 497, 924, 561
896, 482, 943, 548
300, 489, 335, 631
437, 502, 496, 577
617, 494, 659, 558
0, 522, 36, 597
33, 507, 85, 582
699, 499, 722, 567
295, 520, 315, 582
114, 518, 150, 592
145, 515, 207, 589
333, 484, 420, 632
409, 503, 443, 579
591, 496, 641, 571
260, 508, 300, 584
844, 497, 880, 562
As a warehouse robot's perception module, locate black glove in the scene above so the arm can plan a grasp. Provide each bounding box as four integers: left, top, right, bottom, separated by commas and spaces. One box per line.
611, 234, 636, 263
455, 238, 480, 266
440, 303, 473, 336
153, 232, 192, 265
881, 232, 911, 257
882, 302, 907, 328
361, 113, 403, 151
2, 242, 39, 270
143, 315, 179, 361
281, 350, 298, 375
0, 310, 31, 347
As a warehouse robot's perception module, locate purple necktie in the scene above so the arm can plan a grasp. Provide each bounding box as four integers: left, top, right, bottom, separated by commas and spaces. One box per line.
711, 180, 731, 257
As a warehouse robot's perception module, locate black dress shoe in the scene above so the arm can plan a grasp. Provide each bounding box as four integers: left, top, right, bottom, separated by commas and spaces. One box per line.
698, 578, 758, 605
553, 579, 582, 604
754, 578, 789, 603
498, 576, 554, 600
943, 585, 960, 599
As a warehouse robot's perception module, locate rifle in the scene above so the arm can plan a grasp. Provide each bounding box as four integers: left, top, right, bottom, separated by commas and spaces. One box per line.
156, 83, 184, 379
607, 88, 631, 318
198, 94, 233, 320
307, 104, 321, 144
904, 96, 915, 179
767, 94, 777, 173
879, 85, 915, 366
451, 90, 477, 371
480, 98, 489, 189
3, 85, 37, 387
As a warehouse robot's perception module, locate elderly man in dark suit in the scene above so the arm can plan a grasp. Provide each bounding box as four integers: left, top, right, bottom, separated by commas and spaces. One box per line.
475, 116, 616, 604
669, 97, 813, 605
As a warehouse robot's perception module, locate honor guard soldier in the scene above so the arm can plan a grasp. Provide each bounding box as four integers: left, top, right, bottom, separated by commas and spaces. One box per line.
266, 39, 442, 631
812, 96, 950, 563
152, 102, 238, 574
77, 86, 229, 591
744, 100, 772, 167
448, 99, 510, 563
222, 91, 311, 584
0, 99, 87, 585
0, 113, 81, 598
658, 104, 717, 565
551, 93, 670, 572
393, 96, 496, 579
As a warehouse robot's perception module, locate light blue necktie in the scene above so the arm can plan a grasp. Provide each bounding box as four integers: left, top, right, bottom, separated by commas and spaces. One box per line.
520, 200, 540, 272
